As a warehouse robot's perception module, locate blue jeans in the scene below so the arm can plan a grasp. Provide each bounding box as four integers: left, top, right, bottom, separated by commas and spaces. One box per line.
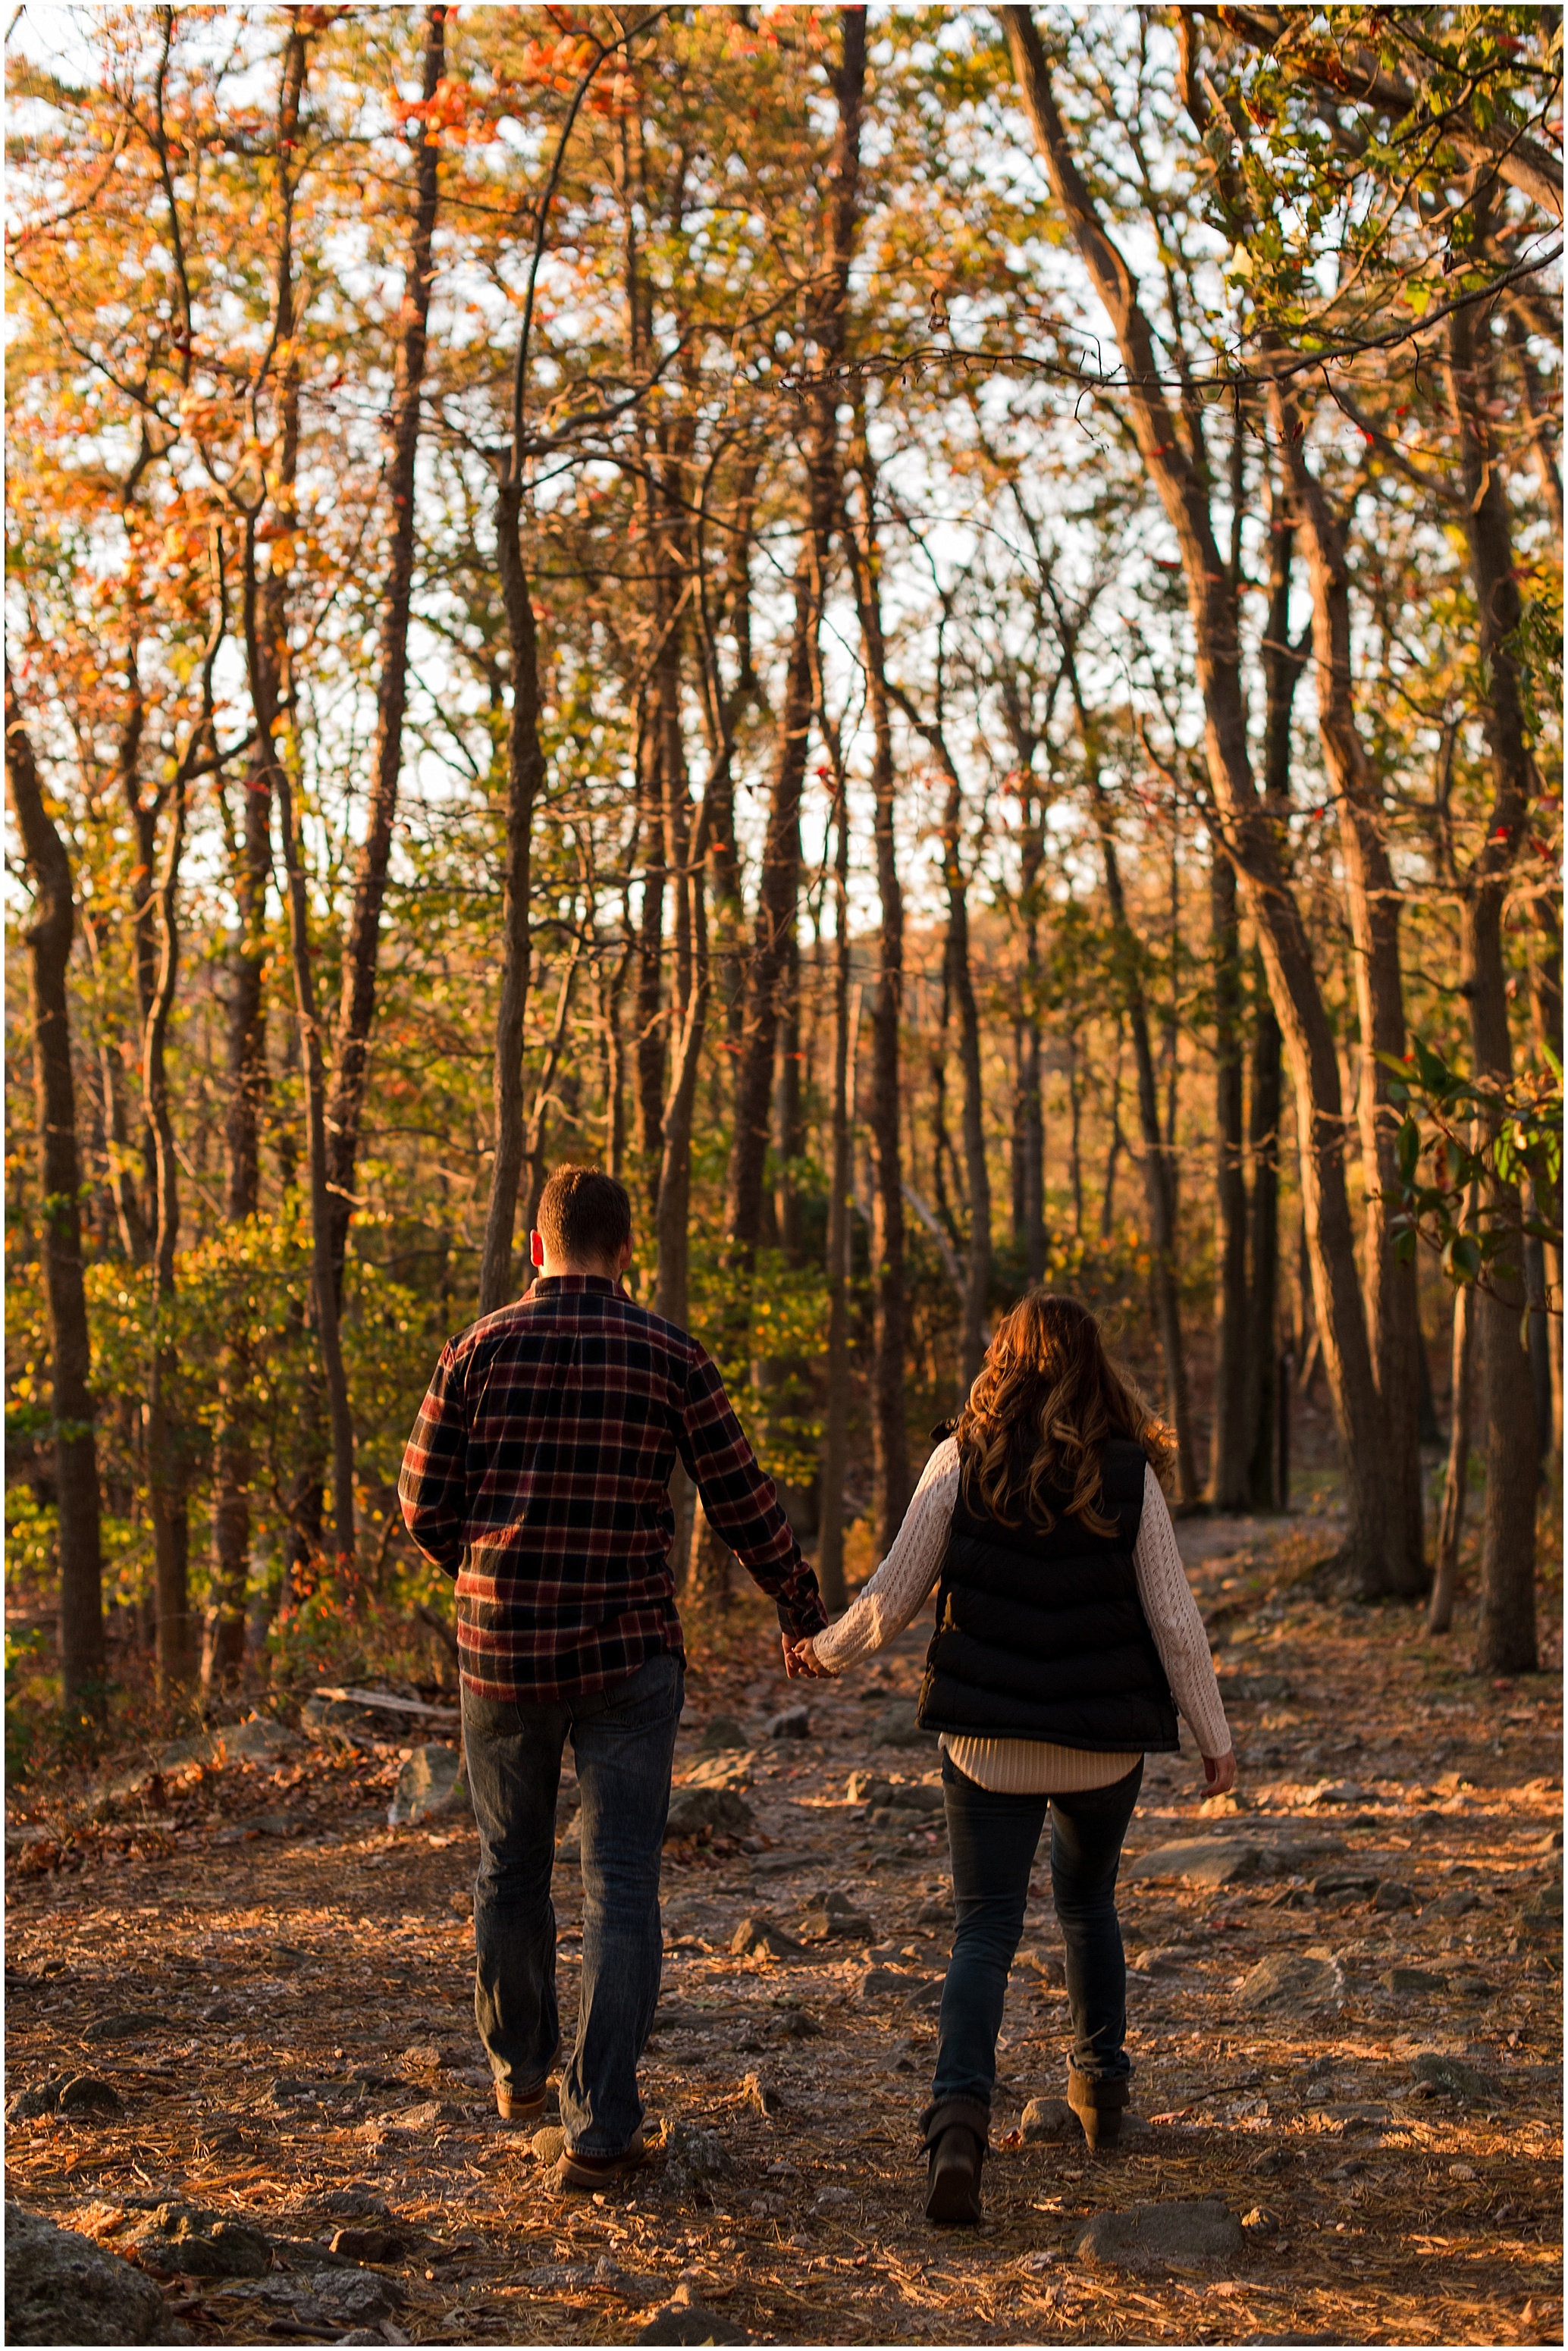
932, 1752, 1143, 2114
462, 1650, 684, 2155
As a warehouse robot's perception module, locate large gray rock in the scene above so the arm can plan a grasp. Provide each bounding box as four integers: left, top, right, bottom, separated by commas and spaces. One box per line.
1021, 2096, 1081, 2143
868, 1698, 933, 1749
1126, 1838, 1262, 1888
5, 2204, 190, 2343
218, 1716, 295, 1766
635, 2282, 750, 2345
1411, 2052, 1494, 2102
387, 1743, 469, 1827
1238, 1951, 1344, 2012
1077, 2199, 1245, 2267
664, 1785, 753, 1840
695, 1716, 748, 1756
121, 2203, 271, 2280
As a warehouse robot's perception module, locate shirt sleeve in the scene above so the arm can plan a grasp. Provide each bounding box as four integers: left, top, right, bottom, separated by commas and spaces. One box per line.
679, 1348, 827, 1638
398, 1340, 468, 1579
1134, 1465, 1232, 1757
813, 1436, 961, 1672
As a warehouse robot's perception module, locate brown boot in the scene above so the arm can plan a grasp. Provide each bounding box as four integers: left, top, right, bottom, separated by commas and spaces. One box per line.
920, 2097, 989, 2224
1067, 2064, 1130, 2153
496, 2081, 550, 2127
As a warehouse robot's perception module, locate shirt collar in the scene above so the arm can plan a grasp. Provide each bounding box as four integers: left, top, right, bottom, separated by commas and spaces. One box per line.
528, 1274, 620, 1296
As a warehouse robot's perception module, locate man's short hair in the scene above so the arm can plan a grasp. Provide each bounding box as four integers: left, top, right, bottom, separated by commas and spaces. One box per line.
536, 1165, 632, 1268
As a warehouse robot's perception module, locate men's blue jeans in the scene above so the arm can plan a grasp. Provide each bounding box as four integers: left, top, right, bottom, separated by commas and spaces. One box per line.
462, 1649, 683, 2155
932, 1752, 1143, 2114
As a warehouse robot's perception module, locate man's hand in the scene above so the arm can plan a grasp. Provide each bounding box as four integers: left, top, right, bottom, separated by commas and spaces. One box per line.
1202, 1747, 1237, 1796
782, 1633, 830, 1679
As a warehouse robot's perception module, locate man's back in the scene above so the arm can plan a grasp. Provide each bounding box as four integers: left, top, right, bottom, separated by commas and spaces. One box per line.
400, 1272, 823, 1702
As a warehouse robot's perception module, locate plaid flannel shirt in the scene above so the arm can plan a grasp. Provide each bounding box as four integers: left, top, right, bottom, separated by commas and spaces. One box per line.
398, 1274, 827, 1703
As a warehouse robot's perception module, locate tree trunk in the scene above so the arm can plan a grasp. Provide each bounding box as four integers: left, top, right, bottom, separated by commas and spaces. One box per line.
5, 673, 107, 1710
844, 427, 910, 1552
1002, 5, 1403, 1588
143, 763, 193, 1689
1447, 294, 1542, 1673
324, 1, 446, 1293
1428, 1231, 1477, 1635
478, 476, 546, 1316
723, 5, 864, 1261
1273, 384, 1425, 1593
1209, 848, 1249, 1507
816, 793, 853, 1611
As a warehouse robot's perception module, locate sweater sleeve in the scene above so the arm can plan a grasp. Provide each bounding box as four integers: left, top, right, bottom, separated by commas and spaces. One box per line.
1134, 1465, 1232, 1757
812, 1437, 961, 1673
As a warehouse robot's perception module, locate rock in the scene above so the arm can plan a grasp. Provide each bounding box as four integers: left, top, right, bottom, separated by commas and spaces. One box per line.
1450, 1971, 1495, 1998
767, 1706, 811, 1740
5, 2204, 190, 2344
1519, 1882, 1562, 1936
855, 1964, 913, 2002
532, 2124, 566, 2164
1429, 1886, 1479, 1919
398, 2040, 443, 2074
635, 2284, 750, 2346
661, 2123, 731, 2193
1077, 2199, 1245, 2268
1237, 1951, 1344, 2011
891, 1782, 945, 1813
383, 2099, 446, 2131
387, 1742, 469, 1829
57, 2074, 123, 2117
1309, 1871, 1378, 1899
1021, 2096, 1081, 2143
1127, 1838, 1262, 1888
905, 1978, 946, 2012
695, 1716, 748, 1755
798, 1898, 873, 1942
682, 1751, 756, 1792
1303, 1780, 1369, 1809
666, 1785, 754, 1840
1240, 2205, 1278, 2236
1371, 1878, 1418, 1911
124, 2204, 271, 2280
730, 1914, 802, 1960
1385, 1967, 1448, 1995
1411, 2052, 1494, 2102
315, 2268, 407, 2324
847, 1771, 893, 1807
219, 1715, 295, 1765
916, 1896, 952, 1925
83, 2011, 170, 2042
742, 2070, 786, 2118
869, 1697, 933, 1748
330, 2227, 406, 2262
316, 2190, 394, 2221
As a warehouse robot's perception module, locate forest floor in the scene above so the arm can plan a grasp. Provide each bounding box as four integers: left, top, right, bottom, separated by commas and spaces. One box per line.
5, 1494, 1563, 2349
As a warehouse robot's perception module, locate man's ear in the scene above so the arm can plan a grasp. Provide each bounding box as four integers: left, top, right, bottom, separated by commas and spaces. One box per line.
529, 1230, 544, 1269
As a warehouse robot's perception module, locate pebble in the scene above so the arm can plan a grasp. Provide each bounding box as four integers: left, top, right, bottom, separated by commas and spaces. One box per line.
666, 1785, 754, 1840
1077, 2198, 1244, 2266
1126, 1838, 1262, 1888
730, 1915, 802, 1960
1411, 2051, 1494, 2103
766, 1706, 811, 1740
868, 1699, 932, 1749
1385, 1966, 1448, 1994
1021, 2096, 1080, 2143
695, 1716, 748, 1755
1237, 1951, 1344, 2012
83, 2011, 169, 2042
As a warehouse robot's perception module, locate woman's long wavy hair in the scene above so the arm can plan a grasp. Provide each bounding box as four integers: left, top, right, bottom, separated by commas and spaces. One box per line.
952, 1293, 1173, 1536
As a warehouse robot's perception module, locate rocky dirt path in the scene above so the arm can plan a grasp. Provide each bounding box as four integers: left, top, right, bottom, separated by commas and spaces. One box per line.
5, 1510, 1562, 2346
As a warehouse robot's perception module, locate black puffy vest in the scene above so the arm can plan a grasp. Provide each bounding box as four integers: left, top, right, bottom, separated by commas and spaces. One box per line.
915, 1436, 1179, 1751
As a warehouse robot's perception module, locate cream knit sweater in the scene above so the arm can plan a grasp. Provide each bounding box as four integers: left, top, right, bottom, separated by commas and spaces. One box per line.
814, 1437, 1231, 1792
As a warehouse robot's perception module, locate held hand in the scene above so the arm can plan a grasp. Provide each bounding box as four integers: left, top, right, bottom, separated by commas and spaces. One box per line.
1203, 1747, 1237, 1797
782, 1634, 830, 1679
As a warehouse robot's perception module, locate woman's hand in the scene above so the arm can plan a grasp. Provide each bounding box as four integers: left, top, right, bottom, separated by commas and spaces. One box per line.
782, 1634, 831, 1679
1202, 1747, 1237, 1796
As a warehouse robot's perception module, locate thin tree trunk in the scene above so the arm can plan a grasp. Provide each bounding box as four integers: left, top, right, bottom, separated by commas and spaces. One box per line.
1273, 382, 1425, 1594
723, 6, 864, 1262
477, 475, 545, 1316
143, 761, 192, 1691
1447, 293, 1542, 1673
1429, 1223, 1478, 1636
324, 1, 446, 1294
817, 793, 854, 1611
843, 426, 910, 1552
5, 673, 106, 1710
1002, 5, 1402, 1588
1210, 848, 1249, 1507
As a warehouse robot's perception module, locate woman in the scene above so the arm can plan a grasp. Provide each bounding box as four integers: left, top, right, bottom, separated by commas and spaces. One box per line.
795, 1293, 1234, 2225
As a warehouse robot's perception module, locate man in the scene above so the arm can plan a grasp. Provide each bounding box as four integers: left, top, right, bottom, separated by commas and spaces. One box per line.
399, 1164, 827, 2189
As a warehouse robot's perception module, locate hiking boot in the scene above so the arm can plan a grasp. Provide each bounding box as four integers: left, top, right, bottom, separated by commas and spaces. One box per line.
920, 2096, 989, 2225
496, 2080, 550, 2127
552, 2126, 649, 2191
1067, 2064, 1130, 2154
